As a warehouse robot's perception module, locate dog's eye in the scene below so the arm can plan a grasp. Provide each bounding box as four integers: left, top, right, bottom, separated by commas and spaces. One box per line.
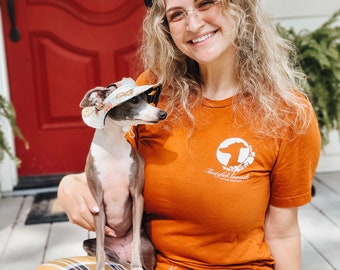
129, 97, 139, 104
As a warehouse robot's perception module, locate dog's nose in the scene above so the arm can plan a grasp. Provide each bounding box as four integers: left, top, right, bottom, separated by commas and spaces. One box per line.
158, 110, 167, 120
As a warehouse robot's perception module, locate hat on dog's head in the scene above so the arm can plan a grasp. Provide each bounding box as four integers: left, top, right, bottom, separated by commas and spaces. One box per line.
80, 78, 162, 129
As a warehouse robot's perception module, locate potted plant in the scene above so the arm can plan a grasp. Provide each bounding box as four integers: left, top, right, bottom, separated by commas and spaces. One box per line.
0, 94, 27, 165
277, 10, 340, 144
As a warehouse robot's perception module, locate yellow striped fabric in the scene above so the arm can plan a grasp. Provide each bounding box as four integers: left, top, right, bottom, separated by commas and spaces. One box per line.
36, 256, 129, 270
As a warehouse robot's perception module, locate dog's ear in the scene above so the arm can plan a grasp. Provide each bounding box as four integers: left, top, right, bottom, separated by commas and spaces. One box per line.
80, 86, 116, 108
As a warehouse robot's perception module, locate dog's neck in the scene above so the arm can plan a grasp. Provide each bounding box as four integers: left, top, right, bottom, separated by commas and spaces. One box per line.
91, 120, 132, 156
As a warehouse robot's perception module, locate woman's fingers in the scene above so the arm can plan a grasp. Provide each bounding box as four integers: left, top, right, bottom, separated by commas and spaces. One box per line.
58, 173, 95, 231
57, 173, 116, 237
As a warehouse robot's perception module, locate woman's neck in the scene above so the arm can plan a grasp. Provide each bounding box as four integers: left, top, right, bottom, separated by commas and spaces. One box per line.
199, 54, 239, 101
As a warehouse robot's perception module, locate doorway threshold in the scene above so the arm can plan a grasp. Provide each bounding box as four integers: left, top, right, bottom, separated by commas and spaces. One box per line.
2, 174, 65, 198
2, 186, 58, 198
14, 174, 66, 191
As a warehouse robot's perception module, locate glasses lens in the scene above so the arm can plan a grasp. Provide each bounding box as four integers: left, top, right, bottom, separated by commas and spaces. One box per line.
197, 0, 220, 11
167, 10, 186, 23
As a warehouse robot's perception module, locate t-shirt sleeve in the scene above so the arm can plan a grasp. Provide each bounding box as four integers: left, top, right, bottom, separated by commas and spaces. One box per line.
270, 110, 321, 208
136, 70, 158, 86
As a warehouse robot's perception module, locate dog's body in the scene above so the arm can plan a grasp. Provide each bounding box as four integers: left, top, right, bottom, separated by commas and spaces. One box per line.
80, 79, 166, 270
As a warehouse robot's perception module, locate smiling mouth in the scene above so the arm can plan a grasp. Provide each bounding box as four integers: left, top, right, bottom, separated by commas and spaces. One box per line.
191, 31, 215, 44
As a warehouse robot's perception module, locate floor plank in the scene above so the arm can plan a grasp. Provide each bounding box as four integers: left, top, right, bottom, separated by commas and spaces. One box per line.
1, 223, 50, 269
300, 204, 339, 269
315, 172, 340, 197
44, 222, 87, 262
0, 196, 23, 257
301, 237, 334, 270
299, 173, 340, 270
0, 196, 51, 269
0, 196, 23, 229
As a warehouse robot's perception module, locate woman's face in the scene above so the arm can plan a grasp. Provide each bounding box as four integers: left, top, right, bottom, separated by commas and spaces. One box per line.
164, 0, 237, 66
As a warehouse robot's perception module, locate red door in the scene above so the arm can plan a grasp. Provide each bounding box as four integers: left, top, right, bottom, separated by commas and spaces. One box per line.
0, 0, 146, 177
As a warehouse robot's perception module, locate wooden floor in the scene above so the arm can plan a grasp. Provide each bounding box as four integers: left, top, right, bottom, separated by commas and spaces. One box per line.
0, 171, 340, 270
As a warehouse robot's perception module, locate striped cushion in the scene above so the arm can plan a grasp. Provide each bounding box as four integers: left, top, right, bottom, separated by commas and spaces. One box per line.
36, 256, 128, 270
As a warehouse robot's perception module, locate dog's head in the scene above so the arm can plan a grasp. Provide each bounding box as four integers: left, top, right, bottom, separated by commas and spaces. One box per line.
80, 78, 166, 130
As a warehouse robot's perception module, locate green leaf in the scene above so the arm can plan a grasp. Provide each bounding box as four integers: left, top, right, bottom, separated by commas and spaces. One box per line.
277, 10, 340, 144
0, 95, 28, 165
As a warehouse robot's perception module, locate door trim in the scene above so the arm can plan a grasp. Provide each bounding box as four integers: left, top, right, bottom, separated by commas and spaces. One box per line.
0, 7, 18, 194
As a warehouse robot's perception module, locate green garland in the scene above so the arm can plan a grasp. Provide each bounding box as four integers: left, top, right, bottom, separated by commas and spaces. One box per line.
0, 95, 27, 165
278, 10, 340, 144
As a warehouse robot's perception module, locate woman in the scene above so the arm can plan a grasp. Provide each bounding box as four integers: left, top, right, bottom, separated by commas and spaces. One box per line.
38, 0, 321, 269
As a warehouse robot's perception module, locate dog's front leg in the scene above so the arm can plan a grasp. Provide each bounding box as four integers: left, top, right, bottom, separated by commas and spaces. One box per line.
94, 194, 107, 270
128, 150, 146, 270
85, 152, 107, 270
130, 189, 144, 270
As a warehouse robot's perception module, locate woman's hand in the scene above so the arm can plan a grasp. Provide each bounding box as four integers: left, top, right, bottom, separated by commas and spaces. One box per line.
57, 173, 116, 237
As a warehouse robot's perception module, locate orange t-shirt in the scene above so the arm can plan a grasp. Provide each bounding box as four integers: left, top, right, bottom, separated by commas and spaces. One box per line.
134, 73, 321, 270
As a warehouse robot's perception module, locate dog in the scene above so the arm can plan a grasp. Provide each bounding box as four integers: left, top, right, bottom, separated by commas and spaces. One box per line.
79, 78, 167, 270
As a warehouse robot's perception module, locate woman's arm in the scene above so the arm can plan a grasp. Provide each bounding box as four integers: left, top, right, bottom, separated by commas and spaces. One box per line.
265, 205, 301, 270
58, 173, 116, 236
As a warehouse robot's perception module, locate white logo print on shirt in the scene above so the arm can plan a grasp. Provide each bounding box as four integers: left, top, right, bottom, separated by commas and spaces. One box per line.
204, 138, 256, 182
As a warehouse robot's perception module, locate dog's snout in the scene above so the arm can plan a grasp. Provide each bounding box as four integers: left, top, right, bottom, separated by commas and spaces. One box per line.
158, 110, 167, 120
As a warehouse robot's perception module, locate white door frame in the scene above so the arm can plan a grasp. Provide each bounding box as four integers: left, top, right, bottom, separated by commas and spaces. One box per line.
0, 7, 18, 195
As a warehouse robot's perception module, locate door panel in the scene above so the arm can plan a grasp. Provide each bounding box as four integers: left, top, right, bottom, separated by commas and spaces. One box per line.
0, 0, 146, 176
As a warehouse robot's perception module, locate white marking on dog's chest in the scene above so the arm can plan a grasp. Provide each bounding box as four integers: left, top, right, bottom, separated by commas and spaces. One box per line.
90, 141, 135, 227
90, 142, 134, 188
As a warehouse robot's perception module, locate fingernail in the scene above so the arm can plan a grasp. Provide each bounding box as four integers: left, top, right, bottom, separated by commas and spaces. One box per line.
92, 206, 100, 213
108, 231, 117, 237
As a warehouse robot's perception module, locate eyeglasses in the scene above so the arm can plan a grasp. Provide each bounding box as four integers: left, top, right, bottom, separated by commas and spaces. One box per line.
165, 0, 222, 24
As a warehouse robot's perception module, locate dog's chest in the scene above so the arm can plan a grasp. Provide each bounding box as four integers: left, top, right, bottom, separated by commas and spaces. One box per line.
89, 142, 136, 231
90, 143, 134, 188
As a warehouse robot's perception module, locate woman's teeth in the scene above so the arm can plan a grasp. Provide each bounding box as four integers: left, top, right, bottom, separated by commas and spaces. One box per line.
192, 33, 213, 44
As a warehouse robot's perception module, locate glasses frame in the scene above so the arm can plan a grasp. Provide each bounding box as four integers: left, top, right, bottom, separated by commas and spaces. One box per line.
165, 0, 222, 24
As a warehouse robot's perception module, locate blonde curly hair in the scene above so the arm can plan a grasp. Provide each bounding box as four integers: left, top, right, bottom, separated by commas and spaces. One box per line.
139, 0, 314, 138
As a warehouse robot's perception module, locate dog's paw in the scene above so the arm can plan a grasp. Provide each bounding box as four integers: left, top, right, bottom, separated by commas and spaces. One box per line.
83, 238, 96, 256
